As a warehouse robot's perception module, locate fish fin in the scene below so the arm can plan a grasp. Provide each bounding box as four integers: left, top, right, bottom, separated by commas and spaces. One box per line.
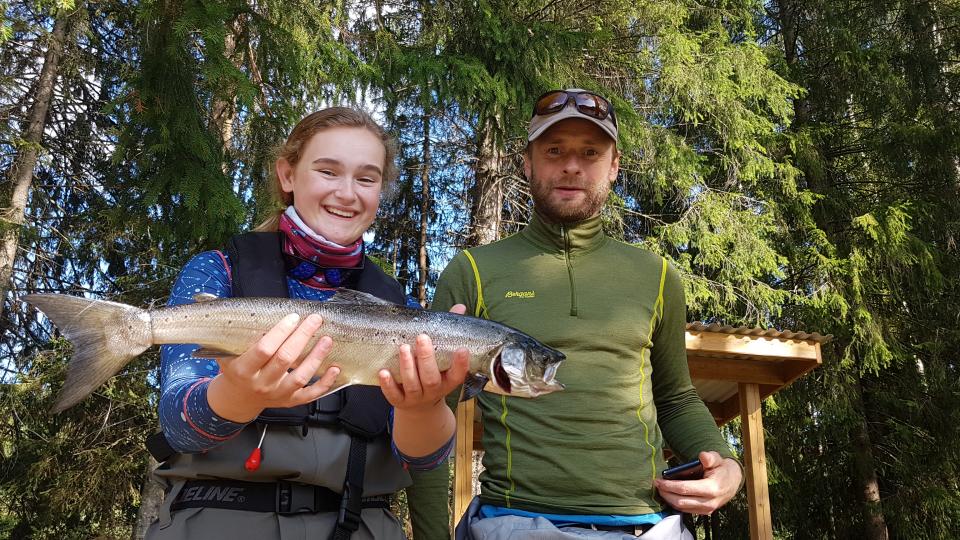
23, 294, 151, 413
191, 348, 236, 361
460, 374, 490, 402
192, 293, 219, 303
315, 381, 355, 399
326, 288, 392, 306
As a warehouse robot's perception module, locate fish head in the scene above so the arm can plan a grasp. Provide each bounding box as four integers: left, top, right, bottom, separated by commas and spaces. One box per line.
487, 334, 566, 398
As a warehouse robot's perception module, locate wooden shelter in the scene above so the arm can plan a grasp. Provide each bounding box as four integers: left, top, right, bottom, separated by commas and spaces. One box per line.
453, 322, 829, 540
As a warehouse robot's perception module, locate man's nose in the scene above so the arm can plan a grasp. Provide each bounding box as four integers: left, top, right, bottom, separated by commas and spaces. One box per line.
561, 154, 583, 175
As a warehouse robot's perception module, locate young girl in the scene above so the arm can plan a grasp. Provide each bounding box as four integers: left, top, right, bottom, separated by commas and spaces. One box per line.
146, 107, 468, 540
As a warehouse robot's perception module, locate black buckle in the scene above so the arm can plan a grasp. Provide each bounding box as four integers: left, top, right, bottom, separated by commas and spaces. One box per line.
277, 481, 318, 514
336, 484, 362, 532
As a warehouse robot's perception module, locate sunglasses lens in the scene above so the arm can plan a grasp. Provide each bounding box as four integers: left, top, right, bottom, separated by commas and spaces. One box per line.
535, 91, 570, 115
574, 93, 609, 119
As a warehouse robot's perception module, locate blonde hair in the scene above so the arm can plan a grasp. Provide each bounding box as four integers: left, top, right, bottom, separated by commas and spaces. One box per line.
254, 107, 398, 232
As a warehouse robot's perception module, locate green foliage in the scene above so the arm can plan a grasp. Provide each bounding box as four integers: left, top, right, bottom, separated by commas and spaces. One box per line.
2, 0, 958, 537
0, 340, 157, 539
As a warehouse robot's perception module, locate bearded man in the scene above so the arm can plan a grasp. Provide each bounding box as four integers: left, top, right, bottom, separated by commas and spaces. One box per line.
413, 89, 743, 540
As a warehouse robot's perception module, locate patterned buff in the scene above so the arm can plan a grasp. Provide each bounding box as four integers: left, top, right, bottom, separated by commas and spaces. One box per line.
278, 206, 364, 288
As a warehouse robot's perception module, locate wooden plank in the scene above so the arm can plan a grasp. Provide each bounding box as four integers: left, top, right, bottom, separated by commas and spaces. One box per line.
740, 383, 773, 540
705, 395, 740, 425
686, 331, 819, 361
473, 419, 484, 451
687, 356, 787, 385
454, 399, 476, 526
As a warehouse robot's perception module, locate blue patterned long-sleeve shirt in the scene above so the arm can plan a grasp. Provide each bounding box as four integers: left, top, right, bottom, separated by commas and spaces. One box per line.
159, 250, 453, 470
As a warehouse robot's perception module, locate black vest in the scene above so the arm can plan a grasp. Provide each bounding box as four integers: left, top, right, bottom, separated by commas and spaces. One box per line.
224, 231, 405, 435
149, 232, 405, 454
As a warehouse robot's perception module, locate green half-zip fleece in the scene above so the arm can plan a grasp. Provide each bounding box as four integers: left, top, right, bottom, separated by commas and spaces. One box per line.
432, 213, 735, 516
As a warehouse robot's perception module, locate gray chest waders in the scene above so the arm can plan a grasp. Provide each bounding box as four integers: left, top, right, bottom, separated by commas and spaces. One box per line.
147, 232, 408, 539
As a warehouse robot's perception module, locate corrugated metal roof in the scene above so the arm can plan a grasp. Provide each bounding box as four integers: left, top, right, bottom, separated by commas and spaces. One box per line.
686, 322, 833, 343
690, 378, 738, 404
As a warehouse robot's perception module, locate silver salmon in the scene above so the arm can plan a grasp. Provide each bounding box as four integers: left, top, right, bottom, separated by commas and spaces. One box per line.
24, 290, 565, 412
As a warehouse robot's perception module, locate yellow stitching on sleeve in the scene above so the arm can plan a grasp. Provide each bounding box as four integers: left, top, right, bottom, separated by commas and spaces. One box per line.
657, 257, 667, 322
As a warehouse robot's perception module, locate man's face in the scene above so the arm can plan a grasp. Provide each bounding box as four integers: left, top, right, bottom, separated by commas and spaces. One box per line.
524, 118, 620, 223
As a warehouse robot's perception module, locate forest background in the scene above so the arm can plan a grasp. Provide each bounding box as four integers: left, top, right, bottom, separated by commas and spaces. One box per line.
1, 0, 958, 538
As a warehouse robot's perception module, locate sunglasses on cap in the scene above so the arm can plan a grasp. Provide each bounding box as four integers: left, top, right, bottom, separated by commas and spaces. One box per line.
532, 90, 617, 127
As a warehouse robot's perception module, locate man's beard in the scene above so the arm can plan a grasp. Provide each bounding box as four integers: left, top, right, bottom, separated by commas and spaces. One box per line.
529, 167, 610, 224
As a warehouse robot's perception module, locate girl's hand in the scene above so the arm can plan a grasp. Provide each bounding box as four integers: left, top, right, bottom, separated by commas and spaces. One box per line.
378, 305, 470, 413
207, 313, 341, 422
381, 304, 470, 457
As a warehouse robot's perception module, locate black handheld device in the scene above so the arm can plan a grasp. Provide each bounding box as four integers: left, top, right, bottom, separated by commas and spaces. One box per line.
661, 459, 704, 481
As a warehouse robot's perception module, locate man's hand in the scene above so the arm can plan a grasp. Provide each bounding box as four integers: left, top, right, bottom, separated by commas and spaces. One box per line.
655, 451, 743, 515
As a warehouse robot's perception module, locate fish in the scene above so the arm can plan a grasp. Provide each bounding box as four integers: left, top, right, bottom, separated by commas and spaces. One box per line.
23, 289, 566, 412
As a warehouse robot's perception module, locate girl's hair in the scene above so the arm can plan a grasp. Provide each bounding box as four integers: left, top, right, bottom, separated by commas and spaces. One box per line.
254, 107, 398, 232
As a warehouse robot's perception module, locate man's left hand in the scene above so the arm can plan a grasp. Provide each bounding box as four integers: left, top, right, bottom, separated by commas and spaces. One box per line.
654, 451, 743, 515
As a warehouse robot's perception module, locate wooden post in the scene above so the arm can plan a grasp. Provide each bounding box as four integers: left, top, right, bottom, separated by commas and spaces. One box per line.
454, 399, 476, 527
739, 382, 773, 540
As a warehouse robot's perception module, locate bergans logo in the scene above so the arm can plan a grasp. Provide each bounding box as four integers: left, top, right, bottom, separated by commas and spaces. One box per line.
178, 485, 245, 503
505, 290, 536, 299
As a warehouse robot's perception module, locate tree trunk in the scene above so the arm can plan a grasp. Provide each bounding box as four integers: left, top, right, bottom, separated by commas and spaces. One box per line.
210, 16, 243, 175
851, 377, 889, 539
417, 110, 432, 306
0, 6, 74, 319
130, 456, 165, 540
469, 116, 504, 246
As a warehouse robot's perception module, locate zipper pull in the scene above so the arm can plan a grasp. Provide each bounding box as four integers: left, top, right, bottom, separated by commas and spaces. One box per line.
245, 425, 267, 472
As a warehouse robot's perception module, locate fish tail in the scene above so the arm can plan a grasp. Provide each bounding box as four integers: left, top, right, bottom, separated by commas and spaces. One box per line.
24, 294, 152, 412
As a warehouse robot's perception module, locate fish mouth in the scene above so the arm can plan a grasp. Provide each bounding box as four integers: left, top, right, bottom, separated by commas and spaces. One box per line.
529, 379, 565, 396
489, 352, 564, 398
503, 377, 565, 398
492, 356, 513, 394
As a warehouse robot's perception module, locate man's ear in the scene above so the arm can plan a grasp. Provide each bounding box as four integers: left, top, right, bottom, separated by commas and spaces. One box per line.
608, 150, 621, 184
276, 159, 294, 193
523, 148, 532, 180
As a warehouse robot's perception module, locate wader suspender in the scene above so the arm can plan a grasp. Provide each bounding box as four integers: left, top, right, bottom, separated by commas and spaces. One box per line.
148, 232, 405, 538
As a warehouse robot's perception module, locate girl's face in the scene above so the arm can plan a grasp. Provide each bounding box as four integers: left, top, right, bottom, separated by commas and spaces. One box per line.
277, 126, 385, 245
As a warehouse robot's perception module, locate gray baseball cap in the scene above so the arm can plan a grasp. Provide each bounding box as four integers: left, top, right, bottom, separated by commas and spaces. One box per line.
527, 88, 618, 143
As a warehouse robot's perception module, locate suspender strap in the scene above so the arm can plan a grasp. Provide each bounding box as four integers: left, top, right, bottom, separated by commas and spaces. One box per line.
333, 435, 368, 539
332, 385, 388, 539
170, 479, 390, 514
